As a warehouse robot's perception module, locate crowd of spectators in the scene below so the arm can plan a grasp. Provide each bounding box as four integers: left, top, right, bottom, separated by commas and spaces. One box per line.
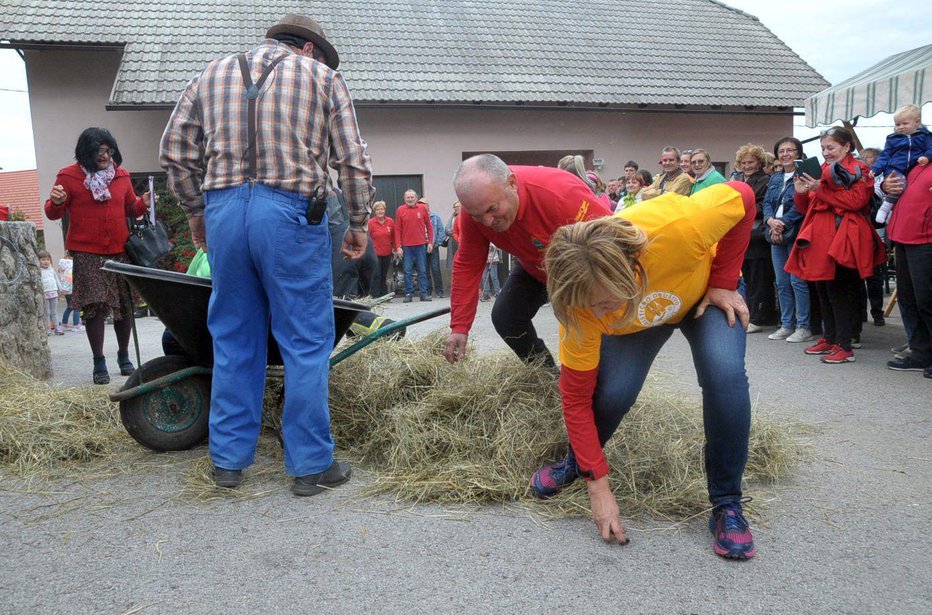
332, 115, 928, 379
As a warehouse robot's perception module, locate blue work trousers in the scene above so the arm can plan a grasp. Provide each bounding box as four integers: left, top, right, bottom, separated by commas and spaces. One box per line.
402, 244, 429, 297
771, 243, 810, 329
204, 183, 335, 477
589, 300, 751, 506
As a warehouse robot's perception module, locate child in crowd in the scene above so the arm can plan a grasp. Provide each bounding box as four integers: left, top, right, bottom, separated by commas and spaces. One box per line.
871, 104, 931, 224
57, 251, 82, 331
38, 250, 64, 335
615, 174, 645, 212
480, 243, 502, 301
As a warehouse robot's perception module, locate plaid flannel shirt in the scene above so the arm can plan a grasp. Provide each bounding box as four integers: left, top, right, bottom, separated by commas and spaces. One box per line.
159, 40, 373, 229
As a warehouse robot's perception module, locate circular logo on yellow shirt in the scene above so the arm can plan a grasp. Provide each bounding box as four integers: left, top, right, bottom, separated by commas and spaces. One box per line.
637, 291, 682, 327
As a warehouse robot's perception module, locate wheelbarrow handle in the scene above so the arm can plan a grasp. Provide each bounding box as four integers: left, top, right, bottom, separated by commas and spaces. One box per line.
329, 306, 451, 367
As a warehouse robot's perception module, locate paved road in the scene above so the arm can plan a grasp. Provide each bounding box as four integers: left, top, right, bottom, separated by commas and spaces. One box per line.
2, 295, 929, 614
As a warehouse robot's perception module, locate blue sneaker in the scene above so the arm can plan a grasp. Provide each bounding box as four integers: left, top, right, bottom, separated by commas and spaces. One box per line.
709, 500, 755, 560
531, 451, 579, 498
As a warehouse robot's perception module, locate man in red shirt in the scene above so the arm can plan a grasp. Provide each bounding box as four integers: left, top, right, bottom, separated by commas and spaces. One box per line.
394, 189, 433, 302
442, 154, 612, 365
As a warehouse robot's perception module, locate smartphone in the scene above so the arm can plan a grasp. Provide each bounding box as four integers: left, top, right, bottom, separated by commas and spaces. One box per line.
793, 157, 822, 180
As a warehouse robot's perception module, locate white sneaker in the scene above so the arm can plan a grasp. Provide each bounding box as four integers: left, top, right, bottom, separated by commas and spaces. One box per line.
786, 328, 814, 343
768, 327, 793, 340
746, 323, 763, 333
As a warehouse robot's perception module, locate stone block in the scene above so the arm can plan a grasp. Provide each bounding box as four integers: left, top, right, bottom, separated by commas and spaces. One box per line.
0, 221, 52, 379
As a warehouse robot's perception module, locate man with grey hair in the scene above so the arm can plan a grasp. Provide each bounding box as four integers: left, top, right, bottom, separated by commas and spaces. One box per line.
640, 146, 693, 200
443, 154, 612, 369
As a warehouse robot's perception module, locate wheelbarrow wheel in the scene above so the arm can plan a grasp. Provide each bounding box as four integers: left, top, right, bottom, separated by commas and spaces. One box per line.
119, 355, 211, 452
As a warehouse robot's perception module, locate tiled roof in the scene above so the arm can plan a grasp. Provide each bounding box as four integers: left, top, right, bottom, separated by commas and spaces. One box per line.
0, 169, 43, 229
0, 0, 828, 108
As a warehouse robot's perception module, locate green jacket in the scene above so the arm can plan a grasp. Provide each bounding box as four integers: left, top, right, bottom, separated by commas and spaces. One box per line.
690, 169, 726, 194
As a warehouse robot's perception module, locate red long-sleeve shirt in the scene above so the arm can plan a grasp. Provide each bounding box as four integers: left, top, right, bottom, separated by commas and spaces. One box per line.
394, 203, 433, 247
449, 166, 613, 335
368, 216, 396, 256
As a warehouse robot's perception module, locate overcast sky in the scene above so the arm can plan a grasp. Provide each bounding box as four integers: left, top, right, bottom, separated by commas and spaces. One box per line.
1, 1, 931, 171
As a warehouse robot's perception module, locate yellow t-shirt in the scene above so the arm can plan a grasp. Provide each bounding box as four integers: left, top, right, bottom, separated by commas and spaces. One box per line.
558, 183, 748, 371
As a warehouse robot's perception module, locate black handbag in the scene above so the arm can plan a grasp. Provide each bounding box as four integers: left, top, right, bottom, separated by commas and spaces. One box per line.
125, 215, 173, 268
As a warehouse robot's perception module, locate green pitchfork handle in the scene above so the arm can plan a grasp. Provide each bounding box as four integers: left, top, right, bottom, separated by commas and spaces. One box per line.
329, 306, 451, 367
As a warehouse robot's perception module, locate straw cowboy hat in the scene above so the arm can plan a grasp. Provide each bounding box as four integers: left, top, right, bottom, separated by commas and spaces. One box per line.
266, 14, 340, 69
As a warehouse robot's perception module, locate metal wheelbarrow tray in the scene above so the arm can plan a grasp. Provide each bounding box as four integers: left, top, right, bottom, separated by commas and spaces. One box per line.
101, 261, 449, 452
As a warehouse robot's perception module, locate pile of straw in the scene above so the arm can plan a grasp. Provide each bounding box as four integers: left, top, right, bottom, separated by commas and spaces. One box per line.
327, 331, 807, 518
1, 330, 807, 519
0, 364, 130, 478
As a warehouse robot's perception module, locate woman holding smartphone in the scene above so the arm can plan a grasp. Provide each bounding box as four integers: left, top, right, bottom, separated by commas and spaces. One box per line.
785, 128, 885, 364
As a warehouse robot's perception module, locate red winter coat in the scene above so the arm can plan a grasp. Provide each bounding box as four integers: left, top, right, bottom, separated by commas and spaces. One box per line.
785, 156, 886, 281
44, 163, 147, 254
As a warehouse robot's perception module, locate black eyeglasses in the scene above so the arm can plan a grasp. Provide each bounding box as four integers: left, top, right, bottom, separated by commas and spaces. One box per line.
97, 147, 113, 157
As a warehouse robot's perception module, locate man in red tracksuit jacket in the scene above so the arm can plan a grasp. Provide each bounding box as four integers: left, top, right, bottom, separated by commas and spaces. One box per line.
393, 189, 434, 302
442, 154, 612, 366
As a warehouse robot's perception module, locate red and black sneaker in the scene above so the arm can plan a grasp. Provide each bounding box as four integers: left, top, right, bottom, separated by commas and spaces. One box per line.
709, 500, 755, 560
804, 338, 834, 355
821, 346, 855, 364
531, 452, 579, 498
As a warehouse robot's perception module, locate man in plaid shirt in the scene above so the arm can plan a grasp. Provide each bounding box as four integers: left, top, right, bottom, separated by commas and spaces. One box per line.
160, 14, 374, 496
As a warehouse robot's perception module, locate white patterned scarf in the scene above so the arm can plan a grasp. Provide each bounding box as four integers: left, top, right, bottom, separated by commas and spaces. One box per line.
83, 164, 116, 202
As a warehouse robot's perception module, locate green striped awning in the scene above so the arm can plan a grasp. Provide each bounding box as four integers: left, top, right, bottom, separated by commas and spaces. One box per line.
805, 43, 932, 127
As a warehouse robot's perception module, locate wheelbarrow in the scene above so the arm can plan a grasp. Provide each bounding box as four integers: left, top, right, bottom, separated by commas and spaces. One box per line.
101, 261, 449, 453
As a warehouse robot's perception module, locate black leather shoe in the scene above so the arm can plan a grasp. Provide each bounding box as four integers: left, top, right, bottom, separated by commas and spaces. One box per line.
292, 460, 352, 496
213, 467, 243, 489
92, 356, 110, 385
117, 352, 135, 376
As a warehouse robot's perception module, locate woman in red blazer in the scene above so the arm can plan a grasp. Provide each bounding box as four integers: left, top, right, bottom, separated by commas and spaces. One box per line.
786, 127, 885, 364
44, 127, 151, 384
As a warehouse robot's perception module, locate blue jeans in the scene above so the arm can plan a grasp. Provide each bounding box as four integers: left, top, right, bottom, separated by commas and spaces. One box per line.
204, 183, 335, 477
62, 294, 80, 325
402, 244, 429, 297
426, 246, 444, 295
481, 262, 501, 295
771, 243, 810, 329
589, 303, 750, 506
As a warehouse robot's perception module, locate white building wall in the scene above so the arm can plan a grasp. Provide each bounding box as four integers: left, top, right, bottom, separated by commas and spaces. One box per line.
357, 106, 792, 214
25, 48, 792, 260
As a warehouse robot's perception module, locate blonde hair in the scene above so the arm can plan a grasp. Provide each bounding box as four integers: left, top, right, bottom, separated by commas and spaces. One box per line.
762, 152, 776, 170
545, 217, 648, 334
557, 154, 597, 191
893, 104, 921, 122
734, 143, 766, 167
372, 200, 386, 213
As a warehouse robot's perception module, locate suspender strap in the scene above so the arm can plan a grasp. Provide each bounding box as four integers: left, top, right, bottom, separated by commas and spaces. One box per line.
237, 53, 288, 181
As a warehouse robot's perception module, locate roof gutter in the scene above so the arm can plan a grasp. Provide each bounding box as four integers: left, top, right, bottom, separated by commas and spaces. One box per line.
0, 40, 125, 52
104, 100, 803, 115
353, 101, 802, 115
